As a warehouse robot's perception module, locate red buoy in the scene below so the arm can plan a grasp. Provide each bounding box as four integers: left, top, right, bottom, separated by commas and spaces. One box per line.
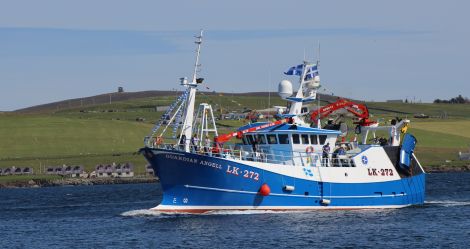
258, 183, 271, 196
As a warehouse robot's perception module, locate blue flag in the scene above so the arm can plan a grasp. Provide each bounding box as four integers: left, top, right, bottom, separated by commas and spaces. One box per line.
304, 64, 318, 80
284, 64, 304, 76
284, 64, 319, 80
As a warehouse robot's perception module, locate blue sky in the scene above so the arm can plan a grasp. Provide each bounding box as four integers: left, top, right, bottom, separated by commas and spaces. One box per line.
0, 0, 468, 111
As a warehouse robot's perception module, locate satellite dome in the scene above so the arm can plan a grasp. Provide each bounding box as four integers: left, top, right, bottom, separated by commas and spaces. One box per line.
278, 80, 293, 99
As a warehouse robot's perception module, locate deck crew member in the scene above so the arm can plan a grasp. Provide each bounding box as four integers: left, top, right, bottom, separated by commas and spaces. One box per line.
179, 135, 186, 150
191, 134, 199, 152
322, 143, 331, 166
252, 138, 260, 160
212, 136, 222, 157
204, 135, 212, 155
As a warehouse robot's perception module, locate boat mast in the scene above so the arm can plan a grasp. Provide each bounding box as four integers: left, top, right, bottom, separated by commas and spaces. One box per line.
316, 42, 321, 128
288, 61, 308, 117
285, 58, 320, 126
180, 30, 203, 152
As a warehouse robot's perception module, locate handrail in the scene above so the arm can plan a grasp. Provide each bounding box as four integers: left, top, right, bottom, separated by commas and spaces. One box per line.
148, 143, 356, 168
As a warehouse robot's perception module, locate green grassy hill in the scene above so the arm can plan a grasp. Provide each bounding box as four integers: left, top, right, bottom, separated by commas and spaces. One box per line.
1, 91, 291, 175
1, 92, 469, 182
0, 114, 152, 175
362, 102, 470, 167
365, 102, 470, 118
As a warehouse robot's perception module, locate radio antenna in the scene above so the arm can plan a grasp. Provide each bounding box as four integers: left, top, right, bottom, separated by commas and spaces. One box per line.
192, 29, 203, 83
317, 41, 321, 65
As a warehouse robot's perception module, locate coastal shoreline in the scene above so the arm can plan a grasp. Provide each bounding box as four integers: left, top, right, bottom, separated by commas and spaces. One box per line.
1, 165, 469, 189
425, 165, 470, 173
0, 177, 157, 189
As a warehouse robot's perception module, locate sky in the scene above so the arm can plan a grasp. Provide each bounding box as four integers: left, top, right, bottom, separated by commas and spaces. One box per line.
0, 0, 469, 111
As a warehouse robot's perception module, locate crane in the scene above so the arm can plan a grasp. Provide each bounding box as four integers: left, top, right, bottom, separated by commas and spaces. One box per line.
310, 98, 377, 127
214, 99, 376, 144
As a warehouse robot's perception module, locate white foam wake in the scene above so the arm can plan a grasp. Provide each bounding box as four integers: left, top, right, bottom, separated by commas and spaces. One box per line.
121, 209, 165, 217
120, 209, 309, 217
425, 200, 470, 207
203, 209, 309, 215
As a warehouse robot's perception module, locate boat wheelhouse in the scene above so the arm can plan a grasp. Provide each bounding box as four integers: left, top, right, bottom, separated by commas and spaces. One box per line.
237, 123, 342, 166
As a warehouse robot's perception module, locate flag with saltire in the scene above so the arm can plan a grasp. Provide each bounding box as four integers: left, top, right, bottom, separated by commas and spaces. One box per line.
304, 64, 318, 80
284, 64, 319, 80
284, 64, 304, 76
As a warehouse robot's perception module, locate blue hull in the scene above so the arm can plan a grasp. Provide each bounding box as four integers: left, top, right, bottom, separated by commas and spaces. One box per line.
141, 147, 425, 212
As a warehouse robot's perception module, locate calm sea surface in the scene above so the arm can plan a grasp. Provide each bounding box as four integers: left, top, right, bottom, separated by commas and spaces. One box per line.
1, 172, 469, 249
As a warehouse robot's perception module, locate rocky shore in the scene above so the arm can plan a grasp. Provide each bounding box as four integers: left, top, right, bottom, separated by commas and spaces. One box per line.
0, 177, 157, 188
425, 165, 470, 173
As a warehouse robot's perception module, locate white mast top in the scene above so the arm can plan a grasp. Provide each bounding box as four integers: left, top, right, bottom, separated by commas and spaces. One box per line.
192, 30, 203, 83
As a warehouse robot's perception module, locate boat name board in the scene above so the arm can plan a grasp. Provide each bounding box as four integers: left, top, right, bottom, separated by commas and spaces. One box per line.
165, 154, 222, 170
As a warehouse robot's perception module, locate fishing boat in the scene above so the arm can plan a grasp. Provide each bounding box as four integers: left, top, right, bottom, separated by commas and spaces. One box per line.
140, 31, 425, 213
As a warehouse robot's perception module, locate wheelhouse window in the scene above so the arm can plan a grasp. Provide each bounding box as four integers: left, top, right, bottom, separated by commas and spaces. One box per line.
292, 134, 300, 144
257, 134, 267, 144
247, 135, 255, 145
319, 135, 327, 145
242, 136, 249, 145
267, 134, 277, 144
310, 135, 318, 145
301, 134, 309, 144
278, 134, 289, 144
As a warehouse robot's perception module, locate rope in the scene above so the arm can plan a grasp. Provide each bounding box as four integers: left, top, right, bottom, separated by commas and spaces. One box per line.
147, 89, 190, 142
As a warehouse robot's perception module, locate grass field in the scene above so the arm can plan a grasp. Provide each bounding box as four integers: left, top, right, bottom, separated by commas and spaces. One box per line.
365, 102, 470, 118
412, 121, 470, 139
0, 115, 151, 158
0, 114, 151, 173
408, 119, 470, 166
411, 127, 470, 166
1, 94, 469, 182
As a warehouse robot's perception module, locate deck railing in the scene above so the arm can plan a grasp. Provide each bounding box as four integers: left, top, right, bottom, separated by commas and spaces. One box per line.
149, 142, 356, 168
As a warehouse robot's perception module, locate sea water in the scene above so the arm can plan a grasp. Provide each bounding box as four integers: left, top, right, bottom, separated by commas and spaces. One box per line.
1, 173, 469, 248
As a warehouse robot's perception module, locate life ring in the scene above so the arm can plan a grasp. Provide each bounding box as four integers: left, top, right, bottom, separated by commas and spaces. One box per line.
306, 146, 314, 154
156, 136, 163, 145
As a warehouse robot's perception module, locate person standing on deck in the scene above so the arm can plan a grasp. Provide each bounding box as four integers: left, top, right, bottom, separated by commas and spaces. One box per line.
252, 138, 260, 160
191, 134, 199, 152
204, 135, 212, 155
322, 143, 331, 166
179, 135, 186, 150
212, 136, 222, 157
